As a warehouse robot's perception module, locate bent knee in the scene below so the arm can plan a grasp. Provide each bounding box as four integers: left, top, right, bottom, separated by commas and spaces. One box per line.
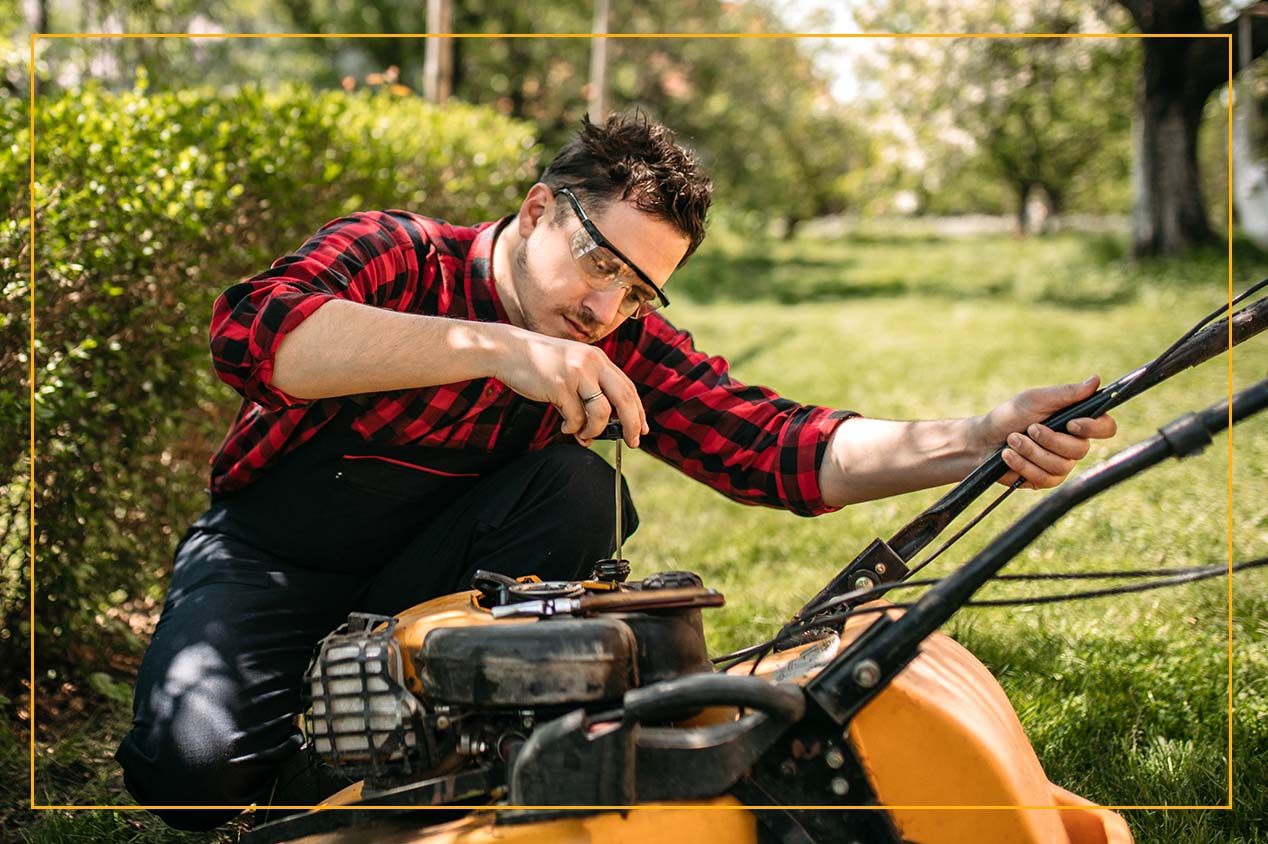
117, 716, 299, 829
117, 738, 239, 830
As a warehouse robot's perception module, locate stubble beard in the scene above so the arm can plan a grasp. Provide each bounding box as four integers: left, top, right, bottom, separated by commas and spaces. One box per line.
512, 237, 605, 343
510, 237, 548, 336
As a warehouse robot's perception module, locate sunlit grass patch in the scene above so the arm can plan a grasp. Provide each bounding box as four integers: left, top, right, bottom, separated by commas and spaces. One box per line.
613, 228, 1268, 841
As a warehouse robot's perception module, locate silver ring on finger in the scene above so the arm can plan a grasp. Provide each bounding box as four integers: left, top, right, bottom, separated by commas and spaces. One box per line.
581, 390, 604, 404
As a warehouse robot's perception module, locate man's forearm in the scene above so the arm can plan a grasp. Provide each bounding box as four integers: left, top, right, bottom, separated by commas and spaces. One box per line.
818, 416, 990, 507
817, 376, 1118, 506
271, 299, 519, 399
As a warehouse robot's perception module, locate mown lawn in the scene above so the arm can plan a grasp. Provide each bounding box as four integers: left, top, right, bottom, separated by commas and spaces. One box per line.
619, 226, 1268, 842
16, 225, 1268, 843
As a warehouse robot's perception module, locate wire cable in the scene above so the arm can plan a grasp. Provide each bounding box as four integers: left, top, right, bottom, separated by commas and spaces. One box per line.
795, 279, 1268, 622
904, 278, 1268, 571
905, 480, 1022, 579
712, 558, 1268, 670
962, 557, 1266, 607
1100, 277, 1268, 407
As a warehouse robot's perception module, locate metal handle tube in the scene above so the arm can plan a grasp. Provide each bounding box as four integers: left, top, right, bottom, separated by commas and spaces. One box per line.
809, 376, 1268, 724
886, 295, 1268, 563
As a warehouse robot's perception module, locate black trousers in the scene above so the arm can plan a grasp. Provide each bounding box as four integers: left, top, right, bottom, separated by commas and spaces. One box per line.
115, 442, 636, 831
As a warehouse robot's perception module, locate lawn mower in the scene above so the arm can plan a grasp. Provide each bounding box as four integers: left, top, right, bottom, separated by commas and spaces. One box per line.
245, 281, 1268, 844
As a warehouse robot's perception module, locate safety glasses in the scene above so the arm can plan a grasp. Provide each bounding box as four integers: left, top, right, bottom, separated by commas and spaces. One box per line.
557, 187, 670, 318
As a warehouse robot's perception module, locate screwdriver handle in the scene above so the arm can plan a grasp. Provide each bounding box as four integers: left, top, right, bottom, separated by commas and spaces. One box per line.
598, 419, 623, 441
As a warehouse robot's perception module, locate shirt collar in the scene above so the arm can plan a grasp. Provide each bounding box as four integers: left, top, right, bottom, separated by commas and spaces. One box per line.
464, 214, 515, 324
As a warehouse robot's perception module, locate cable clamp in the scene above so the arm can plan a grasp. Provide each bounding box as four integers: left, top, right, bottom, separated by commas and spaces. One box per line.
1157, 412, 1212, 459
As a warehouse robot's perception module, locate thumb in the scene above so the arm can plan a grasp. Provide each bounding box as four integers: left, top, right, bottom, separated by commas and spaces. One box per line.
1042, 374, 1100, 410
1073, 373, 1100, 396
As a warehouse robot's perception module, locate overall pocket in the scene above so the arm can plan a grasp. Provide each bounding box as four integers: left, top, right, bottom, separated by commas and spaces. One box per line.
335, 453, 483, 503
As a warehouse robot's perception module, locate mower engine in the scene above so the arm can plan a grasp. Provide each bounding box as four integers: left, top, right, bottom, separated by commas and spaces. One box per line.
276, 557, 1131, 844
303, 565, 719, 796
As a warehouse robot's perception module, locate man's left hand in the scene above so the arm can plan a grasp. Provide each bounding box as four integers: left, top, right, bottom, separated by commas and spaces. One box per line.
980, 375, 1118, 489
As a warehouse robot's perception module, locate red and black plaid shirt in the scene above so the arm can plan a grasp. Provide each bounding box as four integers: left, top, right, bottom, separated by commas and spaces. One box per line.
209, 211, 856, 516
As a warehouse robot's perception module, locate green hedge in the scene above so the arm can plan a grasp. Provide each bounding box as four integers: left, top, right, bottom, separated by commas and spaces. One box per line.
0, 82, 540, 684
1, 94, 29, 680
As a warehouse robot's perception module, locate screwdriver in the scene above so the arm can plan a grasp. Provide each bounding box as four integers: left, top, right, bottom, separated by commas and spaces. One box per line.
598, 419, 625, 566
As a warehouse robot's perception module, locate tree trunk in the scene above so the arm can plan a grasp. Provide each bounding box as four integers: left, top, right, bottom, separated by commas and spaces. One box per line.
1041, 185, 1064, 234
588, 0, 609, 121
1015, 182, 1032, 236
24, 0, 48, 33
1130, 65, 1215, 256
424, 0, 453, 104
1116, 0, 1268, 257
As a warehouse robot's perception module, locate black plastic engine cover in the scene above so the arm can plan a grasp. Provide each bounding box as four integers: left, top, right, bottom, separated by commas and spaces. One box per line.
612, 609, 712, 686
418, 617, 638, 706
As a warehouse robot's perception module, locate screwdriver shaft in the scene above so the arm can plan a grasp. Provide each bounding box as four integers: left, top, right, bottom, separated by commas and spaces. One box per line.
614, 439, 622, 561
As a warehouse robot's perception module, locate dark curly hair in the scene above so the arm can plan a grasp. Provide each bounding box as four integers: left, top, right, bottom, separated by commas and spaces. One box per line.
539, 111, 713, 264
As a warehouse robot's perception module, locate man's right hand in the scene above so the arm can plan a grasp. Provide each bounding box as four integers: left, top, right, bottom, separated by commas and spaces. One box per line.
493, 327, 647, 448
271, 300, 647, 448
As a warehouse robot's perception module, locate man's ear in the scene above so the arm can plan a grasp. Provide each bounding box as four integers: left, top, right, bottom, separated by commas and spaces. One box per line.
517, 183, 554, 239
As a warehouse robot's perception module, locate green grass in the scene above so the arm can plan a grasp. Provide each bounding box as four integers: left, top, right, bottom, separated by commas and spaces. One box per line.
613, 226, 1268, 841
11, 702, 247, 843
16, 225, 1268, 843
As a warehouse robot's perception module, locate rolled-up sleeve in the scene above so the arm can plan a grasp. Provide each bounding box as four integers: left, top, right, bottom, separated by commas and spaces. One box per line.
209, 212, 431, 410
620, 316, 858, 517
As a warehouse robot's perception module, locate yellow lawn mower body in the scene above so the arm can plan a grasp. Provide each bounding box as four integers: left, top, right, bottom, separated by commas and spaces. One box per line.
250, 578, 1130, 844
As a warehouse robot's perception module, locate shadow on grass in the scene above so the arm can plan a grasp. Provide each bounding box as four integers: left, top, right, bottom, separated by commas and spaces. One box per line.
1033, 286, 1141, 310
726, 328, 792, 371
671, 231, 1268, 311
15, 699, 239, 843
944, 598, 1265, 843
672, 252, 874, 304
675, 249, 1012, 305
1134, 236, 1268, 281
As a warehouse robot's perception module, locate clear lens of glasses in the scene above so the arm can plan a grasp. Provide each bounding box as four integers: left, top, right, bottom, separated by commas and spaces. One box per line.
569, 228, 661, 316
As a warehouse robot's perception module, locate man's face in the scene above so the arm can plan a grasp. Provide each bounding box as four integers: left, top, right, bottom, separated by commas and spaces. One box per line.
508, 188, 689, 343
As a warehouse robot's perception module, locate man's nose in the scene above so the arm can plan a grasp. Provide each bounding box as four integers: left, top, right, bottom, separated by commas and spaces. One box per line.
583, 286, 626, 326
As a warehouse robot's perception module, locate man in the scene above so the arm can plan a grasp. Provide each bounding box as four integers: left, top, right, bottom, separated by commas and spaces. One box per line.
116, 113, 1115, 829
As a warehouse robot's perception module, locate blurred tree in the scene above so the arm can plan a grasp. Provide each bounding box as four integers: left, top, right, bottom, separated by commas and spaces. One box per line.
447, 0, 593, 146
854, 0, 1137, 234
24, 0, 869, 229
423, 0, 453, 102
1232, 16, 1268, 247
27, 0, 45, 32
587, 0, 610, 120
1115, 0, 1267, 256
438, 0, 870, 232
975, 33, 1134, 232
610, 24, 869, 236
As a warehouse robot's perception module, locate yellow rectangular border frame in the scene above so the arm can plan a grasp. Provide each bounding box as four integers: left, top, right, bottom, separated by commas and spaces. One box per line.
26, 29, 1238, 817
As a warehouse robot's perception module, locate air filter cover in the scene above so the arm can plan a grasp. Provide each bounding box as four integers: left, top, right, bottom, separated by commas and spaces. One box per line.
418, 616, 638, 706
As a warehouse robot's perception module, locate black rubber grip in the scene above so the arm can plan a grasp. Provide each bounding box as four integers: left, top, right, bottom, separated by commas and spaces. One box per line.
622, 673, 806, 723
598, 419, 623, 441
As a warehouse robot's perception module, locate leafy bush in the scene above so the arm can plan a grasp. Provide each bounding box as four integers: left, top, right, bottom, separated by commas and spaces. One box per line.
1, 93, 31, 673
0, 81, 539, 685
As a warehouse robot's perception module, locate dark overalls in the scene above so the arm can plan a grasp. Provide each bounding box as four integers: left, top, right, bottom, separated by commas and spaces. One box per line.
115, 400, 637, 830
